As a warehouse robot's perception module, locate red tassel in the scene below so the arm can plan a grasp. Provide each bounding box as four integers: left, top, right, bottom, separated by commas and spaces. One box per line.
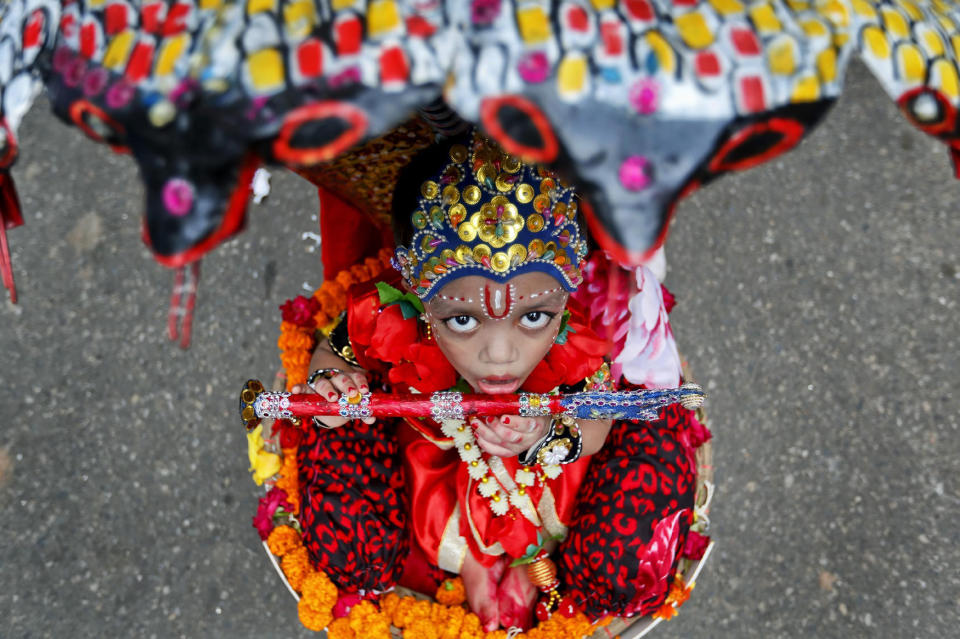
0, 170, 23, 304
167, 260, 201, 349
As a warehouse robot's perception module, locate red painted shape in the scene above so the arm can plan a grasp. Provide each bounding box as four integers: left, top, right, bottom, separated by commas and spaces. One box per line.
297, 39, 324, 77
125, 41, 155, 82
104, 3, 128, 35
673, 0, 698, 5
336, 17, 363, 56
79, 21, 98, 59
162, 3, 191, 37
739, 75, 766, 112
406, 15, 436, 37
897, 87, 956, 136
273, 101, 368, 166
141, 2, 166, 34
731, 28, 761, 56
380, 46, 409, 84
69, 100, 130, 153
479, 94, 559, 163
23, 10, 44, 49
708, 118, 806, 173
60, 12, 77, 39
695, 51, 721, 76
567, 5, 589, 31
601, 22, 623, 56
624, 0, 655, 21
483, 283, 513, 319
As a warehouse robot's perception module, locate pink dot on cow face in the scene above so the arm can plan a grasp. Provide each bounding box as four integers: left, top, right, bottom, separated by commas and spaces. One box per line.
619, 156, 651, 191
517, 51, 550, 84
162, 178, 195, 217
629, 79, 659, 115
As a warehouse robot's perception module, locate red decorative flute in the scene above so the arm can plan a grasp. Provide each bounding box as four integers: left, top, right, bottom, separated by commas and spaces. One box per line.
239, 379, 704, 430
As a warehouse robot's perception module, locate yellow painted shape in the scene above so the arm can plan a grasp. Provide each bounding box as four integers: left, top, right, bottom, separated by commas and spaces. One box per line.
833, 32, 849, 47
646, 30, 676, 73
952, 34, 960, 59
851, 0, 877, 20
199, 0, 223, 9
87, 0, 106, 7
590, 0, 617, 9
862, 25, 892, 58
922, 29, 946, 56
895, 0, 923, 21
932, 58, 960, 99
368, 0, 401, 37
791, 74, 821, 101
897, 43, 927, 83
785, 0, 810, 11
516, 6, 552, 44
284, 0, 317, 39
331, 0, 356, 10
156, 34, 189, 76
817, 46, 837, 83
709, 0, 744, 16
558, 54, 588, 95
103, 30, 135, 71
247, 48, 285, 92
933, 0, 956, 19
768, 37, 797, 74
935, 14, 955, 35
675, 11, 715, 49
750, 2, 781, 33
818, 0, 850, 28
801, 18, 828, 38
247, 0, 276, 14
880, 7, 909, 38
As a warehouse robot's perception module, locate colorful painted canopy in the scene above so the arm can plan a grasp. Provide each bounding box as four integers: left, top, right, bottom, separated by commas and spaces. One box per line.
1, 0, 959, 291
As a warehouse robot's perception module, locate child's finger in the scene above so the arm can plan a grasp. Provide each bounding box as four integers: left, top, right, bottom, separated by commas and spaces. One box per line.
475, 432, 518, 458
349, 371, 370, 394
328, 371, 359, 397
308, 378, 341, 403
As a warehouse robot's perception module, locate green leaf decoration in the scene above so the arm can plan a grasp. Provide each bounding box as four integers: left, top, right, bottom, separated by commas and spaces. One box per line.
376, 281, 425, 317
554, 310, 575, 345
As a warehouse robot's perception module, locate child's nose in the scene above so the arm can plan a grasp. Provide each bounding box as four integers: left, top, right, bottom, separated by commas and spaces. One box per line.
482, 334, 518, 364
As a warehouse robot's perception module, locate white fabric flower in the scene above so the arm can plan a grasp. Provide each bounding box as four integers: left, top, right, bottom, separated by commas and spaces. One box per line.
614, 265, 682, 389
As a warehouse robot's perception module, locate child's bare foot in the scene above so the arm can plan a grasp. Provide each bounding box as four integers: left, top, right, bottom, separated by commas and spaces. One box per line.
461, 553, 507, 632
496, 564, 537, 631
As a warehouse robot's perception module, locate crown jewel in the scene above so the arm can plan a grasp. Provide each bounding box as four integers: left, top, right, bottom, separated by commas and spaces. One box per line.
393, 132, 587, 300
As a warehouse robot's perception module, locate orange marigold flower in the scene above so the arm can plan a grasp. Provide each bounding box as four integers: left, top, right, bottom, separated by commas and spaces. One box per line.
281, 546, 311, 592
302, 571, 338, 609
435, 577, 466, 606
439, 605, 465, 639
380, 592, 401, 619
335, 270, 357, 290
327, 617, 355, 639
298, 596, 333, 632
392, 596, 418, 629
266, 525, 302, 557
483, 631, 508, 639
364, 257, 383, 277
652, 602, 678, 621
458, 612, 481, 638
405, 618, 440, 639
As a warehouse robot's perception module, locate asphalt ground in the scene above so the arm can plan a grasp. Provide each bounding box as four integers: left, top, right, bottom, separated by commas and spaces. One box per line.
1, 61, 958, 638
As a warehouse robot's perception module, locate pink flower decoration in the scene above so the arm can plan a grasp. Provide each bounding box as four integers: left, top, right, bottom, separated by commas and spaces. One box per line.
619, 155, 650, 191
332, 592, 363, 618
105, 80, 135, 109
471, 0, 502, 24
629, 79, 659, 115
280, 295, 322, 329
162, 177, 195, 217
682, 530, 710, 560
329, 67, 362, 88
517, 52, 550, 84
252, 487, 292, 541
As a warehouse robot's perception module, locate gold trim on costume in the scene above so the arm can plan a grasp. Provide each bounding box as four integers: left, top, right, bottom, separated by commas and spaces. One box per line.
437, 506, 468, 573
464, 478, 506, 557
536, 484, 568, 540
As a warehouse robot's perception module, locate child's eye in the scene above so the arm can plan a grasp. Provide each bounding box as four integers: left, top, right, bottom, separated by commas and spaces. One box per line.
519, 311, 555, 329
443, 315, 479, 333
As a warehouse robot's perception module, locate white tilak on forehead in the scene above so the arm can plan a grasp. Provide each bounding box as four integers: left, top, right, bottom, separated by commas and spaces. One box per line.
517, 287, 562, 301
480, 283, 516, 320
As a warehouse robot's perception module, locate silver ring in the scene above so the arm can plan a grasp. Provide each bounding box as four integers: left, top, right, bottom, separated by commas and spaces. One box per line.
306, 368, 347, 387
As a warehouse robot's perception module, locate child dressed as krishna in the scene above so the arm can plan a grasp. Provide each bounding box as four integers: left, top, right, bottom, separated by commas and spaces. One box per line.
287, 130, 708, 632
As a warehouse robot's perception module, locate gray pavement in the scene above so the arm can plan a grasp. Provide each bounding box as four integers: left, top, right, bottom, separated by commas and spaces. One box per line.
1, 61, 958, 638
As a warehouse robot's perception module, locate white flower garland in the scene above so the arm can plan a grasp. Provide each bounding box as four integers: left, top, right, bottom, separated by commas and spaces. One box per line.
440, 418, 562, 517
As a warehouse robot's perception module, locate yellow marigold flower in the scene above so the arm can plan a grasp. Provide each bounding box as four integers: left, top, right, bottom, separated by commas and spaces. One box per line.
281, 546, 311, 592
302, 571, 338, 609
458, 612, 481, 638
380, 592, 401, 619
435, 577, 466, 606
298, 597, 333, 632
440, 606, 465, 639
247, 425, 282, 486
327, 617, 355, 639
392, 596, 417, 628
266, 525, 302, 557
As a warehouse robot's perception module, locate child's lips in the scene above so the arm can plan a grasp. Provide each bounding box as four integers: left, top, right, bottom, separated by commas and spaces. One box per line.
477, 376, 521, 394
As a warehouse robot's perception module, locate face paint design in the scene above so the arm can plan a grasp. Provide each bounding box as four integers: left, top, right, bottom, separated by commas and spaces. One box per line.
480, 283, 516, 320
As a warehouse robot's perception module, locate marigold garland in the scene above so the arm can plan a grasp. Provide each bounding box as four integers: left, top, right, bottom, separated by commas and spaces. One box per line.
298, 596, 334, 632
280, 546, 312, 592
327, 617, 355, 639
273, 447, 300, 515
266, 525, 301, 557
435, 577, 466, 606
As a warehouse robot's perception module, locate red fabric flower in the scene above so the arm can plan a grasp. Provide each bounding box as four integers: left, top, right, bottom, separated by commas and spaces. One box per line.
682, 530, 710, 560
253, 487, 293, 541
367, 304, 420, 365
661, 284, 676, 314
272, 418, 303, 449
685, 412, 712, 448
523, 299, 608, 392
387, 341, 458, 392
280, 295, 321, 329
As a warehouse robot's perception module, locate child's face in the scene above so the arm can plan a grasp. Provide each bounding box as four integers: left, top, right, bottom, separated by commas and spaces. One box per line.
423, 272, 569, 394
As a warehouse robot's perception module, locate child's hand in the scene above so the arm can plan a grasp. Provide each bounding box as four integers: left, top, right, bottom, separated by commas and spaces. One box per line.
471, 415, 549, 458
291, 368, 374, 428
